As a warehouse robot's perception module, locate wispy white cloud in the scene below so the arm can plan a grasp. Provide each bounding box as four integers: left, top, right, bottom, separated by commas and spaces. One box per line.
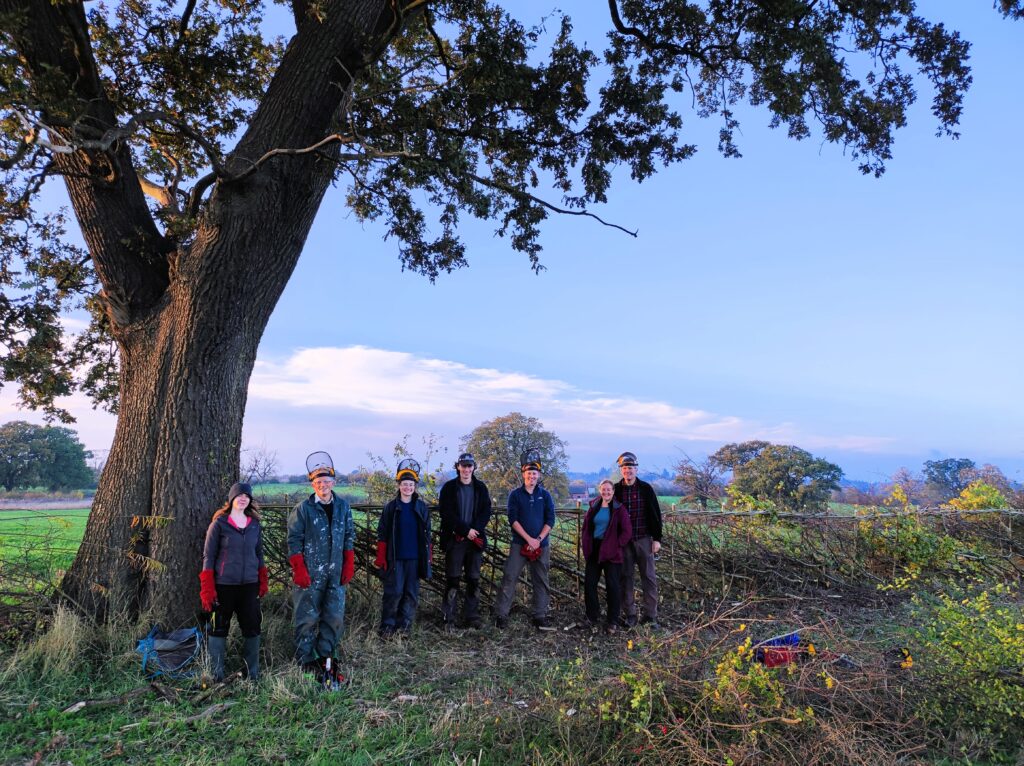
250, 346, 568, 417
58, 316, 91, 334
0, 345, 898, 476
249, 345, 891, 453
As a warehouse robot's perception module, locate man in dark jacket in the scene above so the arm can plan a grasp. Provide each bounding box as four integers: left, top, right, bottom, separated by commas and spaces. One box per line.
438, 453, 492, 629
614, 451, 664, 629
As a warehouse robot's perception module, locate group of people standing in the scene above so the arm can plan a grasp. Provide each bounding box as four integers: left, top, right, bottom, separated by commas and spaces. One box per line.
197, 449, 663, 682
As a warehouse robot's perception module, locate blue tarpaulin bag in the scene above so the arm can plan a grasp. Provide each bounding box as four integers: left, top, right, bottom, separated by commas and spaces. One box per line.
136, 625, 202, 679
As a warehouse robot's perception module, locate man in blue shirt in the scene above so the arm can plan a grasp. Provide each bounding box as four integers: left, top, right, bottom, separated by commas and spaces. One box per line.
493, 451, 556, 630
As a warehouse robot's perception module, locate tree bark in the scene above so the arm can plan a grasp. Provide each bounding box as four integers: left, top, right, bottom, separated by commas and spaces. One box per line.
55, 0, 400, 626
60, 143, 337, 622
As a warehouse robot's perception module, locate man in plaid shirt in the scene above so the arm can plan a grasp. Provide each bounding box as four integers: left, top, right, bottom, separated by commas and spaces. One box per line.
614, 452, 664, 628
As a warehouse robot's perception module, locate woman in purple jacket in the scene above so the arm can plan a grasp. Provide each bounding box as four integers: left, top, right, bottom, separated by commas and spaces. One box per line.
582, 479, 632, 633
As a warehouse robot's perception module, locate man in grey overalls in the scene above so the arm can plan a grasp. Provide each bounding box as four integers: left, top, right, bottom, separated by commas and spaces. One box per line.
287, 452, 355, 669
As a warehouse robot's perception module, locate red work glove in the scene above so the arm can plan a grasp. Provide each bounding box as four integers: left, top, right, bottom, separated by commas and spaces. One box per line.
521, 544, 543, 562
289, 553, 311, 588
199, 569, 217, 612
472, 536, 485, 549
341, 549, 355, 585
374, 540, 388, 571
258, 566, 269, 597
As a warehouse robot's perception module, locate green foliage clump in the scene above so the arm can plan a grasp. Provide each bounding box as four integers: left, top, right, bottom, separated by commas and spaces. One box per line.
713, 441, 842, 512
462, 412, 570, 502
706, 635, 787, 718
859, 512, 958, 576
857, 486, 960, 581
0, 421, 94, 491
909, 582, 1024, 747
723, 485, 778, 515
923, 457, 976, 501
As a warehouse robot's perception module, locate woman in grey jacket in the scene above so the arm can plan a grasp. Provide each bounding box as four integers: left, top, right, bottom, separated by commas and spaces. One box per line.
199, 482, 268, 681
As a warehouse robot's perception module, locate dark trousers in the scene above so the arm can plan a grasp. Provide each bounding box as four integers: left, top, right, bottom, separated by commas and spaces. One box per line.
445, 538, 483, 581
443, 539, 483, 622
210, 582, 261, 638
584, 546, 622, 625
621, 535, 658, 622
381, 558, 420, 629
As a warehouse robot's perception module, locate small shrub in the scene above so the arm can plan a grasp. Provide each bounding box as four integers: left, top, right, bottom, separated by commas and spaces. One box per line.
909, 582, 1024, 748
706, 635, 786, 719
857, 490, 959, 578
948, 481, 1009, 512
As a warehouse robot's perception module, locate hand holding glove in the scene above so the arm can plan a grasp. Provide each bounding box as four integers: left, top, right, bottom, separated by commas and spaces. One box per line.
521, 544, 543, 562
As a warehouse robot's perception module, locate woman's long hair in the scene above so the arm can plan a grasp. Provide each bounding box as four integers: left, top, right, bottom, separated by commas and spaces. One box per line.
212, 496, 261, 522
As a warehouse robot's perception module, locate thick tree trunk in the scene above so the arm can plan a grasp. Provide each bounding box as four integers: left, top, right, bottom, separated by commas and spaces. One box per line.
44, 0, 398, 626
60, 155, 341, 625
60, 273, 263, 625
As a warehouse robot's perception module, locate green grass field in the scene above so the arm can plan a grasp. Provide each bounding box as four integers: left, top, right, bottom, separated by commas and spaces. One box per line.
0, 508, 90, 573
252, 483, 369, 503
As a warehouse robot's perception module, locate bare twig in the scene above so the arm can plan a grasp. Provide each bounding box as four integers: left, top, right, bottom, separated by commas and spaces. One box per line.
191, 670, 243, 704
182, 701, 236, 724
62, 684, 151, 714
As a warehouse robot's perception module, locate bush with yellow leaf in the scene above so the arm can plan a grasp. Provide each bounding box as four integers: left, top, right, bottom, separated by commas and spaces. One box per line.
909, 582, 1024, 746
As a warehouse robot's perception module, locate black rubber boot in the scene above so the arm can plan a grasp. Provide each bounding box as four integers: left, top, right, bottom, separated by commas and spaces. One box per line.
242, 635, 260, 681
463, 579, 481, 628
440, 585, 456, 626
208, 636, 227, 682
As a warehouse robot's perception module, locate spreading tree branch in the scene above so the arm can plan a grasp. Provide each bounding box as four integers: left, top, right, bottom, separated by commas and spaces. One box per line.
423, 6, 453, 82
607, 0, 710, 67
466, 171, 637, 237
175, 0, 198, 48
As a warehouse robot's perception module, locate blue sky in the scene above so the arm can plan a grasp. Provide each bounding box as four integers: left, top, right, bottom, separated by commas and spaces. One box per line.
2, 2, 1022, 484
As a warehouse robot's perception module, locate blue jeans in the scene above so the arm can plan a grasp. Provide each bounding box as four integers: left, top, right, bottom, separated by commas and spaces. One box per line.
381, 558, 420, 630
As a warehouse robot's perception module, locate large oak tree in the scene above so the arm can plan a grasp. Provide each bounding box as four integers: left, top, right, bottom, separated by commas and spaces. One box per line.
462, 412, 570, 502
1, 1, 1018, 623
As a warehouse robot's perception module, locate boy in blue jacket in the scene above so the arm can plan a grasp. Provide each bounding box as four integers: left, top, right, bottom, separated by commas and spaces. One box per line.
374, 458, 432, 638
